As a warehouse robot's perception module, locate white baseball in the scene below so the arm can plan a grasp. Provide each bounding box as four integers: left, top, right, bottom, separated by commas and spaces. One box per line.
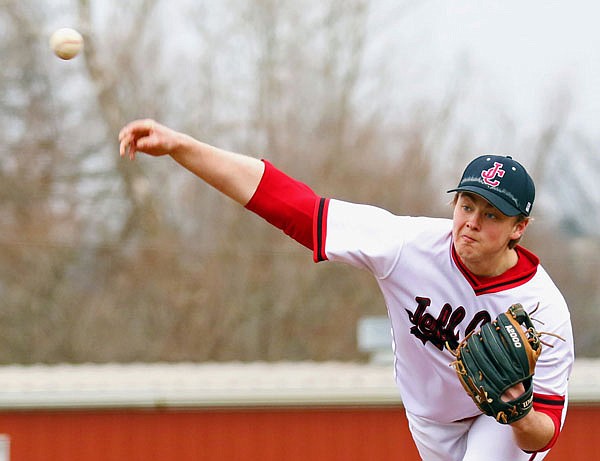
49, 28, 84, 60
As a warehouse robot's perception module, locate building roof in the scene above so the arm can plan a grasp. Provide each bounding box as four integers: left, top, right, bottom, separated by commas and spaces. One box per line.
0, 359, 597, 410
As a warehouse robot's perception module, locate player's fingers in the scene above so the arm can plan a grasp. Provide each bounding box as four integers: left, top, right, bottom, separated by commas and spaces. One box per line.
119, 136, 129, 157
135, 136, 161, 156
134, 119, 155, 137
118, 119, 154, 142
118, 122, 139, 142
118, 125, 129, 142
119, 119, 166, 160
121, 136, 140, 161
128, 141, 137, 160
119, 133, 135, 158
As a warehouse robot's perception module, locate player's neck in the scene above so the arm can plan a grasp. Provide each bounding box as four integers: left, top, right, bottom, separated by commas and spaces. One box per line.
462, 248, 519, 278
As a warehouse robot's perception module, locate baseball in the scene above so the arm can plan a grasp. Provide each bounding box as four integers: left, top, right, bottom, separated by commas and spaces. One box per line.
49, 28, 83, 60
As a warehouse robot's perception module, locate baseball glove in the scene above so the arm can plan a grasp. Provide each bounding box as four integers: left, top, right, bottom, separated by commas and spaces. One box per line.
448, 303, 546, 424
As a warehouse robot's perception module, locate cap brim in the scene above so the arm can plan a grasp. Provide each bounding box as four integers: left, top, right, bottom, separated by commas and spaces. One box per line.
447, 186, 522, 216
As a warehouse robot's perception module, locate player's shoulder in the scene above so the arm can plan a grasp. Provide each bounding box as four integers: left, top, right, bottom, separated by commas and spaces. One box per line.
329, 199, 445, 227
393, 215, 453, 243
529, 264, 566, 300
406, 215, 453, 231
513, 263, 571, 329
531, 265, 570, 313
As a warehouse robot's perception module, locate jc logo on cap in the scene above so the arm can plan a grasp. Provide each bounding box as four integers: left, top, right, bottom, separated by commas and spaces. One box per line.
481, 162, 505, 187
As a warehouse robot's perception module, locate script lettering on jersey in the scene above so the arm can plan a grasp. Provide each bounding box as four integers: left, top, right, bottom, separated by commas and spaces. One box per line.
405, 297, 491, 350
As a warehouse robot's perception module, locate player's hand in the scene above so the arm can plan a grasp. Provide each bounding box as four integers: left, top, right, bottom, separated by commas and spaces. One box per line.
118, 119, 184, 160
501, 382, 526, 402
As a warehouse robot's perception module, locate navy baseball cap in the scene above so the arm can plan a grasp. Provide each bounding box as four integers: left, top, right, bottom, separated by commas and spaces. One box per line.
447, 155, 535, 216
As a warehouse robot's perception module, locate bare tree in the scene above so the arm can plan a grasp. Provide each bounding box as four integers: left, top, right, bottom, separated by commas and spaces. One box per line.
0, 0, 597, 363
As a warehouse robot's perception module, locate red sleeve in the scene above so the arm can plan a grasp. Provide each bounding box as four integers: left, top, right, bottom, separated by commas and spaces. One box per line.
530, 393, 566, 452
245, 160, 322, 253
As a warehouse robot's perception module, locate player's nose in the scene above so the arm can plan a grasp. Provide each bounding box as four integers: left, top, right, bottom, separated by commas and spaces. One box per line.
466, 212, 481, 230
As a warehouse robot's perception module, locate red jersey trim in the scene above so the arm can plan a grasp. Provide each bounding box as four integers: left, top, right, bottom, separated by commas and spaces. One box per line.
451, 244, 540, 296
313, 197, 330, 262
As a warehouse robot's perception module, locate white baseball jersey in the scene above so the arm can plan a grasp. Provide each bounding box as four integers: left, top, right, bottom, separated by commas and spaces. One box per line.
318, 199, 574, 423
245, 160, 574, 457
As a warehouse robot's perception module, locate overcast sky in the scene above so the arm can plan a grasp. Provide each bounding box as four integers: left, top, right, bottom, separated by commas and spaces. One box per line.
388, 0, 600, 137
43, 0, 599, 232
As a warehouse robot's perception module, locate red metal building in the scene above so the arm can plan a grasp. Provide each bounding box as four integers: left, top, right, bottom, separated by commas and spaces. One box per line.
0, 361, 597, 460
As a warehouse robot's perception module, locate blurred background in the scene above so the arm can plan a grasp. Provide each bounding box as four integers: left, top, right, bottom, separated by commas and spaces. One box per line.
1, 0, 599, 365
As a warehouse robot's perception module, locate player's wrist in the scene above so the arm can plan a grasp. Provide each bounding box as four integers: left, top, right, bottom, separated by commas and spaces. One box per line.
168, 132, 197, 156
509, 409, 554, 452
508, 407, 534, 429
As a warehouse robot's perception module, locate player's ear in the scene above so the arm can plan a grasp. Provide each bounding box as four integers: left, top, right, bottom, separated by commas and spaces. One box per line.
510, 217, 529, 240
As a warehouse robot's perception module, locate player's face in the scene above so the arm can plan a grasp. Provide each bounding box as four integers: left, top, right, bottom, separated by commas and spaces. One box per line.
452, 193, 527, 276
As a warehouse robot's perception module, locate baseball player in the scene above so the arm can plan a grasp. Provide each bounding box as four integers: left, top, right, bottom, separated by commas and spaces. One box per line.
119, 119, 574, 461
